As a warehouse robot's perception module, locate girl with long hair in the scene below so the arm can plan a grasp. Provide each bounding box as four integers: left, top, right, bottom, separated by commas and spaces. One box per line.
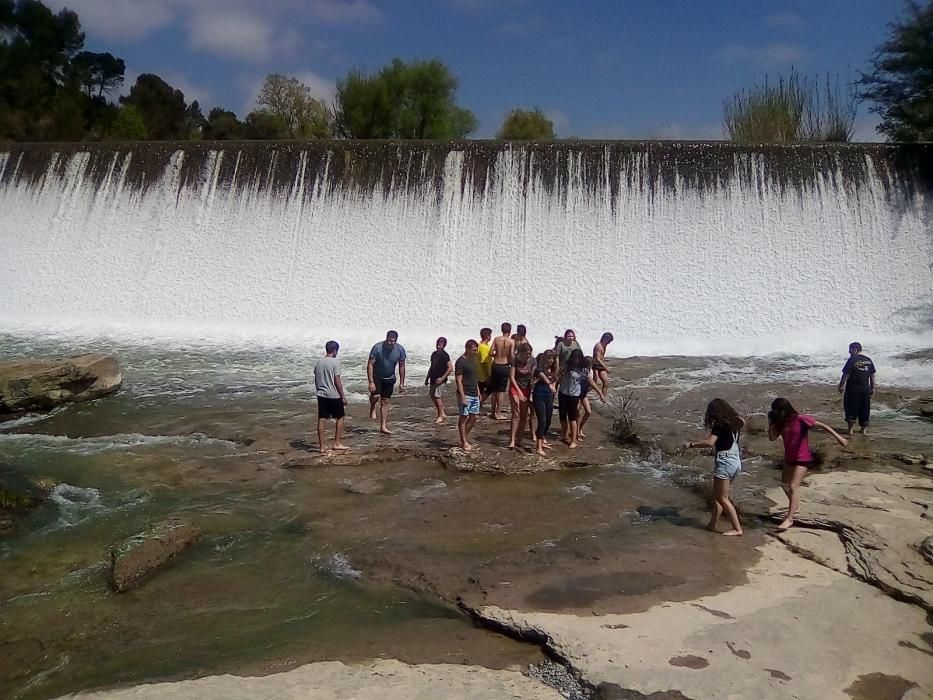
508, 343, 536, 449
558, 349, 605, 449
532, 350, 558, 457
768, 398, 848, 531
683, 398, 746, 536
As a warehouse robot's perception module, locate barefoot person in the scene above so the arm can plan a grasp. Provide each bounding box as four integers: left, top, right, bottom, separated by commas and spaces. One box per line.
768, 398, 848, 531
489, 323, 515, 420
314, 341, 349, 453
838, 342, 876, 435
554, 329, 581, 373
557, 349, 602, 449
455, 339, 482, 451
683, 399, 745, 536
507, 342, 536, 449
577, 357, 607, 440
532, 350, 558, 457
592, 332, 613, 395
367, 330, 406, 435
425, 336, 453, 424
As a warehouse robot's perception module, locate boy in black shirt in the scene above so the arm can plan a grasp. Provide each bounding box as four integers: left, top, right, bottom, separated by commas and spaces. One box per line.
425, 337, 453, 423
838, 342, 876, 435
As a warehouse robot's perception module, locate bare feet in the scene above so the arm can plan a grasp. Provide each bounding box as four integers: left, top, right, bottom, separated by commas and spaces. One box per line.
706, 523, 718, 532
492, 414, 508, 421
578, 431, 587, 439
776, 518, 794, 532
536, 448, 547, 457
434, 417, 445, 424
380, 426, 392, 435
507, 443, 516, 449
461, 442, 473, 452
370, 410, 377, 421
722, 529, 743, 536
845, 427, 853, 435
568, 441, 578, 449
332, 444, 349, 452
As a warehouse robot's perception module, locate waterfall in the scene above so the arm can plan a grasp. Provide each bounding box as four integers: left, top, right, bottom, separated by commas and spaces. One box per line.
1, 141, 931, 354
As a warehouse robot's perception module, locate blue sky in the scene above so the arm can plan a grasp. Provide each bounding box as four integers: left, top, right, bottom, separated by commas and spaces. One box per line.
46, 0, 905, 140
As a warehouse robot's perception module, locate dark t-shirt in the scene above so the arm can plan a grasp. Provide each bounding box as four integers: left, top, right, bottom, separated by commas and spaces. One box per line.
712, 423, 739, 452
842, 355, 876, 391
455, 355, 479, 396
370, 342, 406, 380
428, 350, 451, 382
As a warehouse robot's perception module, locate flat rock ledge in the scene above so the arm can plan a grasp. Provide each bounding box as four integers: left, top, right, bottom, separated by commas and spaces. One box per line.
475, 540, 933, 700
57, 659, 562, 700
0, 353, 122, 412
111, 519, 201, 593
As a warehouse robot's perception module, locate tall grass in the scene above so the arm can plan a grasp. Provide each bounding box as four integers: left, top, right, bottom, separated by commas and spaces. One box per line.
724, 71, 856, 143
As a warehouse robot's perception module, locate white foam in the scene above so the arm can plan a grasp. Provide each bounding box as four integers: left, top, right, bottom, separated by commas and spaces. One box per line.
0, 432, 237, 455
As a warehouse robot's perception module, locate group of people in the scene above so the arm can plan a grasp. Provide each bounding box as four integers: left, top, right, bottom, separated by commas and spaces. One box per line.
314, 331, 878, 535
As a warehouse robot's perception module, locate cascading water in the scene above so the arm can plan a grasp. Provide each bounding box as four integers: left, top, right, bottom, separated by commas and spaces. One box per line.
1, 141, 932, 355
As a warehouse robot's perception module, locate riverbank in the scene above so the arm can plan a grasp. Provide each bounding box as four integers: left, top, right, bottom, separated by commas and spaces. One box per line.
1, 348, 930, 699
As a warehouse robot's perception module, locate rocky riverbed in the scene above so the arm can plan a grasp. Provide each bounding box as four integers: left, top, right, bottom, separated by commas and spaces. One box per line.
1, 344, 930, 700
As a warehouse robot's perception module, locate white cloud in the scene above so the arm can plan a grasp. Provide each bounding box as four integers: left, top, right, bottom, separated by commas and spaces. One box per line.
237, 70, 336, 115
714, 42, 807, 68
187, 10, 277, 62
160, 71, 214, 108
44, 0, 175, 40
766, 12, 808, 31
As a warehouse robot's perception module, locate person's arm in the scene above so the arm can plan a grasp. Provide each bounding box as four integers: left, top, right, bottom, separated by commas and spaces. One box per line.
683, 433, 717, 451
398, 360, 406, 392
367, 357, 375, 391
335, 375, 347, 405
812, 420, 849, 447
456, 372, 466, 405
869, 368, 876, 394
439, 359, 453, 384
767, 414, 780, 441
586, 375, 606, 402
509, 365, 520, 394
837, 373, 848, 393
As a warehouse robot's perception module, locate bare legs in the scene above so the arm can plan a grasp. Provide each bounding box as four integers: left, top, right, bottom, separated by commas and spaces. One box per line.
317, 417, 348, 453
370, 395, 392, 434
508, 396, 530, 449
708, 478, 742, 536
432, 393, 446, 424
578, 397, 592, 439
458, 414, 478, 451
778, 464, 808, 531
596, 369, 610, 396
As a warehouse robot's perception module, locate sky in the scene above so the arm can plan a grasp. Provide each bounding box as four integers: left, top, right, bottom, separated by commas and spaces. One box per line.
44, 0, 908, 140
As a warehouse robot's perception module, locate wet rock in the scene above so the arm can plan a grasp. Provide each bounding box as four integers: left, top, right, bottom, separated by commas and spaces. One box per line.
920, 536, 933, 566
110, 519, 201, 592
880, 452, 928, 466
743, 412, 769, 435
0, 354, 122, 412
0, 463, 51, 510
341, 478, 385, 495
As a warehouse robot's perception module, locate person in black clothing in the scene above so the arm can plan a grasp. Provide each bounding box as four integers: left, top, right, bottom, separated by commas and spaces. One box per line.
838, 342, 876, 435
425, 336, 453, 424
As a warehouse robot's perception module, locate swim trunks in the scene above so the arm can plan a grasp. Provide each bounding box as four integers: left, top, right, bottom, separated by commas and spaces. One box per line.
317, 396, 345, 420
489, 363, 510, 393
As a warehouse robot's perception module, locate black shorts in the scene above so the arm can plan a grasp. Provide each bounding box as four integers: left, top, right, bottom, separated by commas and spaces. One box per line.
317, 396, 345, 420
557, 393, 580, 421
372, 377, 396, 399
478, 380, 490, 396
844, 390, 871, 426
489, 363, 510, 393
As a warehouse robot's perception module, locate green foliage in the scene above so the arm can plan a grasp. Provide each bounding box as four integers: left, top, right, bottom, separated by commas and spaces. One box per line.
334, 58, 477, 139
496, 107, 555, 140
254, 73, 331, 138
109, 104, 147, 140
244, 110, 289, 139
204, 107, 244, 140
723, 70, 855, 143
71, 50, 124, 99
121, 73, 188, 140
857, 0, 933, 141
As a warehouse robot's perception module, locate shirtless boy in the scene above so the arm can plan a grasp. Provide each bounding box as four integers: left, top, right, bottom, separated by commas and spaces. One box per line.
489, 322, 515, 420
592, 332, 614, 394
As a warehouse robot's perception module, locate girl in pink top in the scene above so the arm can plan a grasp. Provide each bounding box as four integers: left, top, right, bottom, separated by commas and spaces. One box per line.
768, 398, 848, 531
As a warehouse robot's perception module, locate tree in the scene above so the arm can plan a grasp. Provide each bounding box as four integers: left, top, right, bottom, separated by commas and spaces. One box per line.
334, 58, 477, 139
496, 107, 555, 140
71, 50, 124, 98
723, 70, 855, 143
857, 0, 933, 141
109, 104, 147, 140
244, 110, 289, 139
121, 73, 188, 140
255, 73, 330, 138
203, 107, 244, 140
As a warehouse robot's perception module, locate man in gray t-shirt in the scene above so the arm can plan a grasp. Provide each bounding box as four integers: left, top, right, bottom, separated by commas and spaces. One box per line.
367, 330, 407, 435
313, 341, 348, 453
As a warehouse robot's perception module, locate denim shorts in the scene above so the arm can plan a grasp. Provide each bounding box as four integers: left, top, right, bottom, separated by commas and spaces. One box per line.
714, 453, 742, 481
460, 395, 480, 416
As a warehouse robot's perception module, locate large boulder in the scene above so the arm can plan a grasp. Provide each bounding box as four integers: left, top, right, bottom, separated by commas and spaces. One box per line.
0, 353, 122, 412
111, 519, 201, 592
0, 463, 51, 511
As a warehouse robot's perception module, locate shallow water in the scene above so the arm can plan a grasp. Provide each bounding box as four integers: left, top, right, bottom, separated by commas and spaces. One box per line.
1, 332, 930, 699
